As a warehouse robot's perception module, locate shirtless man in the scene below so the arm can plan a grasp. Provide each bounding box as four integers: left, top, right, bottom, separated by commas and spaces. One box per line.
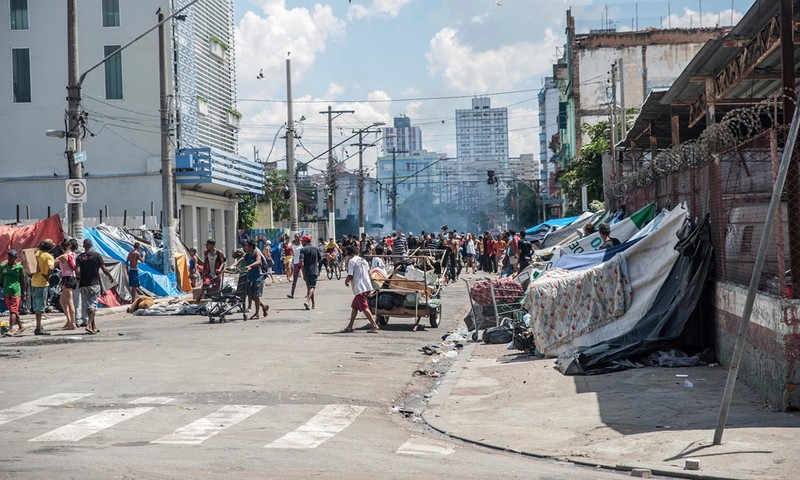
126, 242, 145, 304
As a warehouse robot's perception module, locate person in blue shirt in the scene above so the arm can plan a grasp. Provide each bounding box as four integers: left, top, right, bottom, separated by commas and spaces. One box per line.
243, 241, 269, 319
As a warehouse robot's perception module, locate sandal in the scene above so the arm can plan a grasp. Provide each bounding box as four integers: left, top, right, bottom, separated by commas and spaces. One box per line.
84, 328, 96, 335
368, 328, 380, 334
262, 305, 269, 317
340, 327, 354, 333
249, 313, 260, 320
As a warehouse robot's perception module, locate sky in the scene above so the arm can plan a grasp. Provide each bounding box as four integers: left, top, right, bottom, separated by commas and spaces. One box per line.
232, 0, 752, 176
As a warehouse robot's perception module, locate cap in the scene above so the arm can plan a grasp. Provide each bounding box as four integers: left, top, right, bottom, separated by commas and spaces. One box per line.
7, 249, 17, 256
206, 238, 216, 245
301, 235, 312, 242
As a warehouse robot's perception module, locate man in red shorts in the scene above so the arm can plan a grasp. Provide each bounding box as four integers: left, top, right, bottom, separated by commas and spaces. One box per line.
341, 246, 379, 333
0, 250, 26, 336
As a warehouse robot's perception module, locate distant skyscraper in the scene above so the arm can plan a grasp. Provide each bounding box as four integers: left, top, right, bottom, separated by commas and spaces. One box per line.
455, 97, 509, 172
382, 115, 422, 154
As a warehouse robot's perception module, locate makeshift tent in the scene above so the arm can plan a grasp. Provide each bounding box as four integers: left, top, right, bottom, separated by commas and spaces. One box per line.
0, 215, 65, 258
84, 227, 180, 297
539, 210, 609, 249
556, 216, 713, 375
536, 203, 656, 271
524, 204, 688, 357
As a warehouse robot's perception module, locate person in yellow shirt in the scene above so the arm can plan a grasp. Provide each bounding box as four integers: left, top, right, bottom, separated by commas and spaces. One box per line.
31, 239, 55, 335
323, 237, 341, 273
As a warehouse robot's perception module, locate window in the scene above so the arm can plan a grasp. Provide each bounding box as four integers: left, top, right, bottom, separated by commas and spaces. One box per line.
103, 45, 123, 99
102, 0, 120, 27
10, 0, 28, 30
12, 48, 31, 103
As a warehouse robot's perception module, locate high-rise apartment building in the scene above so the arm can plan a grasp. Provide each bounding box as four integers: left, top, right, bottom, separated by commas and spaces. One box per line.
454, 97, 509, 229
0, 0, 261, 255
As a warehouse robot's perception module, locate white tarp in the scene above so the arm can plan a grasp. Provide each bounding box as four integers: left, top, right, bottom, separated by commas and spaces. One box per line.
544, 204, 688, 357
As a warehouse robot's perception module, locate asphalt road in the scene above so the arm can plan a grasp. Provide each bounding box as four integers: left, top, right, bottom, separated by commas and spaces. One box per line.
0, 273, 635, 479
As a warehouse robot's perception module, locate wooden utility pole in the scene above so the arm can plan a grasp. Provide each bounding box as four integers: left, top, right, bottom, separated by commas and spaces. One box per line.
320, 106, 353, 240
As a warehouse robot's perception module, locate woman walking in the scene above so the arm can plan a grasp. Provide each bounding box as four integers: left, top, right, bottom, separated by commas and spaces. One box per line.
464, 233, 477, 274
55, 238, 79, 330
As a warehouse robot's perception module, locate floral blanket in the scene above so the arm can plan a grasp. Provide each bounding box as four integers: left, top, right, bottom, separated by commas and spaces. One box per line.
524, 254, 631, 354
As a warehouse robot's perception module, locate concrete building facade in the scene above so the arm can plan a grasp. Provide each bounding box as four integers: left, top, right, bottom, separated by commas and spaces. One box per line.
0, 0, 261, 257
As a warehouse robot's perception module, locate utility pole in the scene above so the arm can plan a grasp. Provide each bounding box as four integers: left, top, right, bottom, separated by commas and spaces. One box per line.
351, 123, 385, 235
389, 147, 408, 232
320, 106, 354, 240
158, 10, 176, 274
609, 61, 618, 182
286, 58, 298, 232
66, 0, 83, 241
619, 58, 627, 141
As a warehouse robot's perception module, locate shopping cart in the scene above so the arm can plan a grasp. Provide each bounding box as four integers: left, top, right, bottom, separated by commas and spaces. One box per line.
463, 277, 526, 341
206, 269, 248, 323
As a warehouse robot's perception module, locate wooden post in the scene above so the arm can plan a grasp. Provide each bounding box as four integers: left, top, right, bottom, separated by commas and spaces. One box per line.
123, 209, 127, 227
16, 205, 19, 223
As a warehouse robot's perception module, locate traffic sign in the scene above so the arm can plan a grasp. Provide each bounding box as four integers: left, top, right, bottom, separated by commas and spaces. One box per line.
73, 151, 87, 164
66, 179, 87, 204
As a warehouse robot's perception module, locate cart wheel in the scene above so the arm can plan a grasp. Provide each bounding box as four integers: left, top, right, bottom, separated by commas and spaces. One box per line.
209, 317, 216, 324
243, 311, 248, 321
429, 310, 440, 328
472, 331, 479, 341
377, 315, 388, 326
220, 316, 226, 323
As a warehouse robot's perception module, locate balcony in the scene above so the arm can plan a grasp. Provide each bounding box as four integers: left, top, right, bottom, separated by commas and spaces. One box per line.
175, 147, 264, 195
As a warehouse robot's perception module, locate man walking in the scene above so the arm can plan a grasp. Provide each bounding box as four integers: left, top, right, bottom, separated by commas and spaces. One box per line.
299, 235, 322, 310
287, 236, 303, 299
202, 239, 226, 295
31, 239, 55, 335
393, 231, 408, 257
126, 242, 145, 304
341, 246, 379, 334
76, 239, 114, 335
243, 240, 269, 319
1, 250, 26, 336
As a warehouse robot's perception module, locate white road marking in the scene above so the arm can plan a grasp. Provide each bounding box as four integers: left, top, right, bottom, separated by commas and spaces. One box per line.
152, 405, 265, 445
396, 438, 455, 456
265, 404, 366, 449
129, 397, 174, 405
0, 393, 92, 426
30, 407, 154, 442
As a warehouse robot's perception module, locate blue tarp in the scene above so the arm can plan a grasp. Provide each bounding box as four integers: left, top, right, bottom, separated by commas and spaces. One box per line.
551, 237, 642, 271
83, 227, 180, 297
525, 215, 581, 234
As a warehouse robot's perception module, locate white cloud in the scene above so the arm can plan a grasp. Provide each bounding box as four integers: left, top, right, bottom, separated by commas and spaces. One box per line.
235, 1, 346, 104
326, 83, 346, 98
347, 0, 411, 20
663, 8, 743, 29
470, 13, 489, 25
425, 27, 560, 93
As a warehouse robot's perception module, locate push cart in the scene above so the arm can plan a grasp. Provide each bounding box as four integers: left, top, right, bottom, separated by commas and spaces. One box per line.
206, 269, 248, 323
369, 254, 445, 330
463, 277, 526, 341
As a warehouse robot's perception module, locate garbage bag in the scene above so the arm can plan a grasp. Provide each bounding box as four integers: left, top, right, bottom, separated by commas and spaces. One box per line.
482, 319, 514, 344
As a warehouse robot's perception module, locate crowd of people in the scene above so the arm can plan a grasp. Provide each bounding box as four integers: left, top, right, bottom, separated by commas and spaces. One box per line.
1, 220, 621, 336
1, 237, 114, 337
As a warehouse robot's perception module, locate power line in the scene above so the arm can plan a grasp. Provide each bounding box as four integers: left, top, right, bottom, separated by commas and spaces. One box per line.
238, 87, 543, 105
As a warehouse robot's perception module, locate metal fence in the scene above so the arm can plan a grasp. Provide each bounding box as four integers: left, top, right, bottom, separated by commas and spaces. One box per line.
616, 125, 798, 297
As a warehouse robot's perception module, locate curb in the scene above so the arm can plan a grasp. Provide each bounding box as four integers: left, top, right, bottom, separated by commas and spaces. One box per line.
420, 313, 745, 480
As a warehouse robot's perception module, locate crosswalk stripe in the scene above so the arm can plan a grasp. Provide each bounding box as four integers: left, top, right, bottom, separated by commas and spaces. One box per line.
0, 393, 93, 426
129, 397, 174, 405
265, 404, 366, 449
30, 407, 154, 442
151, 405, 265, 445
395, 438, 455, 456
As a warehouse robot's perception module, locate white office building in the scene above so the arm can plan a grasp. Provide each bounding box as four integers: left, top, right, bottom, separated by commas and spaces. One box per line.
0, 0, 262, 256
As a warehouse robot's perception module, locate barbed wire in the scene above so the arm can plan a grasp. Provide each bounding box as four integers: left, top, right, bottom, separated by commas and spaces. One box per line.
607, 90, 798, 199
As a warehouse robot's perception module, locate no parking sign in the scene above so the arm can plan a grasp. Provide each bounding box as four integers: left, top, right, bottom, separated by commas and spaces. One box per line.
66, 179, 87, 204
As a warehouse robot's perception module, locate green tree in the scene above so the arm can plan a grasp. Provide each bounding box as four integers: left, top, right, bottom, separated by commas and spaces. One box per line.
560, 121, 607, 215
237, 194, 257, 229
263, 170, 290, 221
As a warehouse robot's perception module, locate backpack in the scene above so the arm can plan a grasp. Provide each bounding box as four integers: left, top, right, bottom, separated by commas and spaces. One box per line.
260, 251, 272, 272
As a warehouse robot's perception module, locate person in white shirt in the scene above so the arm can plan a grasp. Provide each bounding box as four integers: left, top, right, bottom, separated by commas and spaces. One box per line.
287, 236, 303, 298
341, 246, 379, 333
371, 244, 386, 270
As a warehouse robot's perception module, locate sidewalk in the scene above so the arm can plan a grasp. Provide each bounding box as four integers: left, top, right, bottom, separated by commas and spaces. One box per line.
424, 342, 800, 480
